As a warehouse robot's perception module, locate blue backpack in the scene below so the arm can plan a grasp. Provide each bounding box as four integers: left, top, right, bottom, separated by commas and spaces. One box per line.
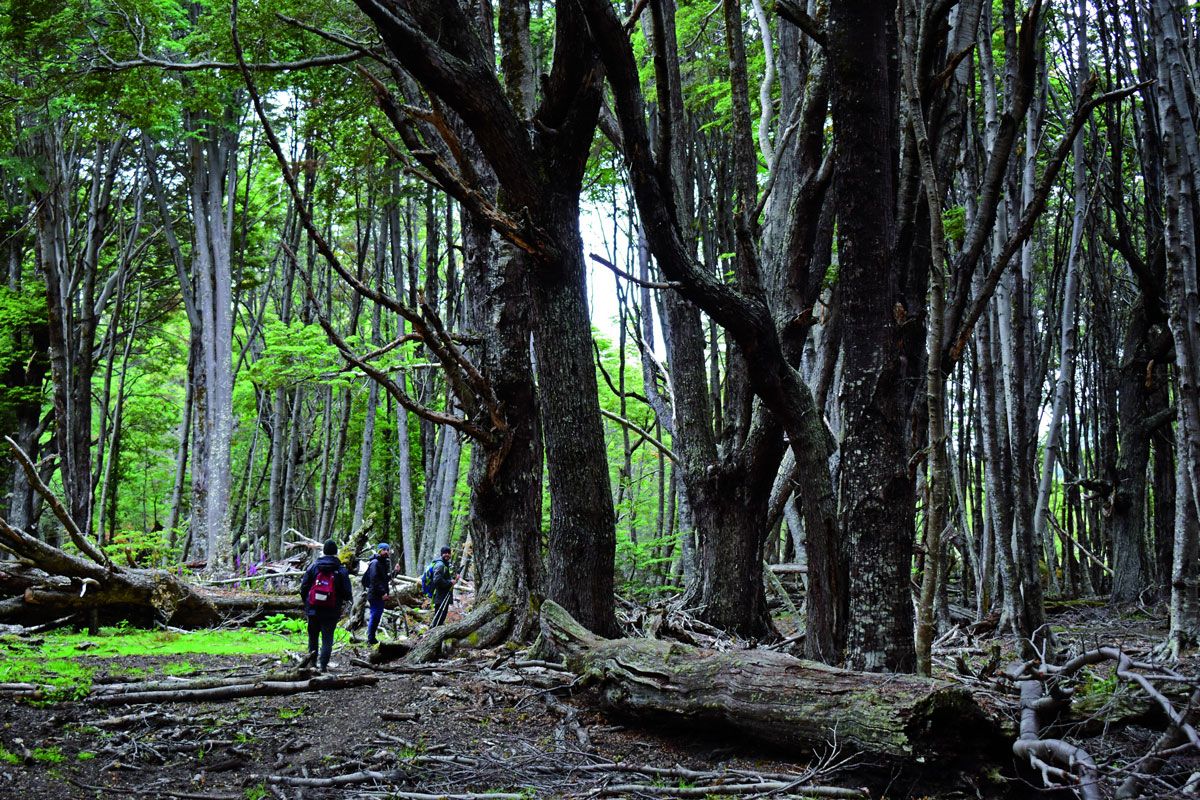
420, 560, 440, 597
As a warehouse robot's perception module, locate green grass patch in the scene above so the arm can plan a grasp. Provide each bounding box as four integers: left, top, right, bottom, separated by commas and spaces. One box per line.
0, 746, 20, 764
0, 625, 311, 703
277, 706, 307, 720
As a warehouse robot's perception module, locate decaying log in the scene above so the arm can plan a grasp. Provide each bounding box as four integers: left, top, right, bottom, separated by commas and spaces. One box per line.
540, 600, 1009, 762
0, 519, 310, 627
91, 672, 376, 705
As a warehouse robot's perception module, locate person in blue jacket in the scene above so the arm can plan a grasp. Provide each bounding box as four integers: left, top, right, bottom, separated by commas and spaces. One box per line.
298, 539, 353, 672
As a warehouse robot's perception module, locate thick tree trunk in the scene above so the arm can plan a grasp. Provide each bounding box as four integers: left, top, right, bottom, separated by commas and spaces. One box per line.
460, 217, 544, 642
536, 213, 618, 638
1110, 301, 1156, 603
186, 113, 238, 573
828, 0, 915, 673
540, 600, 1007, 761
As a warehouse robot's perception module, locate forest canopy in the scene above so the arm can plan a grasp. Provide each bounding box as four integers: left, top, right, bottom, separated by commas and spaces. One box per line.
1, 0, 1199, 689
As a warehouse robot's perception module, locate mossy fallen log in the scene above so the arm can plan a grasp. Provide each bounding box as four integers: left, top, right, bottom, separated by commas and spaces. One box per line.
540, 600, 1009, 762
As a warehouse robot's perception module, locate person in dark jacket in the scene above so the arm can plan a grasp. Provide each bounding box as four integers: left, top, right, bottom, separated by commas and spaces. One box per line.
429, 546, 457, 628
362, 542, 393, 645
299, 540, 353, 672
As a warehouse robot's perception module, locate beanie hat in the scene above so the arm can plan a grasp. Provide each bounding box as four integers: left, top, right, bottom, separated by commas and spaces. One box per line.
440, 546, 452, 556
322, 540, 337, 556
377, 542, 391, 552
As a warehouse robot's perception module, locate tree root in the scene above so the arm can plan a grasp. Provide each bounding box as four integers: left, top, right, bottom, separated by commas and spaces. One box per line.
404, 595, 514, 664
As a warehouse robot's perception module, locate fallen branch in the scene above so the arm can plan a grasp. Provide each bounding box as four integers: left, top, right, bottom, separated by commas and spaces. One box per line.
261, 770, 522, 798
5, 436, 112, 569
593, 782, 866, 798
92, 672, 376, 705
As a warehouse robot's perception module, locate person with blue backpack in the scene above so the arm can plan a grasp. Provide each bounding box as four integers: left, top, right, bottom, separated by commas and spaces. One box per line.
423, 546, 457, 627
362, 542, 393, 645
299, 540, 353, 672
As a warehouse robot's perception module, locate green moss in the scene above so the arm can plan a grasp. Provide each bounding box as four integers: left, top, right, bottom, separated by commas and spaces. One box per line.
31, 746, 64, 763
0, 746, 19, 764
76, 751, 96, 761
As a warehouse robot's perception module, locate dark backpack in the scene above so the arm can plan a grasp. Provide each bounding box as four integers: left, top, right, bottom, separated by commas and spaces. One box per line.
308, 568, 338, 608
361, 559, 375, 589
420, 561, 440, 597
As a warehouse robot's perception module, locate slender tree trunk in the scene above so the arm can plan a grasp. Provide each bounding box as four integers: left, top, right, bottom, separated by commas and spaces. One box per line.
1031, 0, 1089, 596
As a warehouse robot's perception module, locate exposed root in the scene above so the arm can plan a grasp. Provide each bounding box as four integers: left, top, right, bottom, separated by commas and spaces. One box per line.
404, 595, 515, 664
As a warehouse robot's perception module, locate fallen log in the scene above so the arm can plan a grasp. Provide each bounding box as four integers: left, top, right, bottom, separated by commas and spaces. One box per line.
91, 668, 315, 695
91, 672, 376, 705
0, 521, 311, 627
540, 600, 1009, 762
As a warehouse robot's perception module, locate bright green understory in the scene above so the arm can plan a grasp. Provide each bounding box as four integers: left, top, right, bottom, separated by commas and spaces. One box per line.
0, 624, 312, 702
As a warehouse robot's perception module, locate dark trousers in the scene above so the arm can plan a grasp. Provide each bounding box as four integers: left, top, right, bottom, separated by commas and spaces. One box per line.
307, 614, 337, 669
431, 590, 452, 627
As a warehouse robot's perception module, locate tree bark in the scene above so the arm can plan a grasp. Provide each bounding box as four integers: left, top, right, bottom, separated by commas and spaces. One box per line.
828, 0, 915, 673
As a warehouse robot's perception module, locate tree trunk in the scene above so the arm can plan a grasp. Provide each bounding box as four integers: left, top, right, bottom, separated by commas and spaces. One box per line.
536, 198, 618, 638
1031, 0, 1089, 596
186, 111, 238, 573
828, 0, 915, 673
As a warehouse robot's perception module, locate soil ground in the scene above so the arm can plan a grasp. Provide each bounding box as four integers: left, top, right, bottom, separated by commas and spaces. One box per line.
0, 601, 1194, 799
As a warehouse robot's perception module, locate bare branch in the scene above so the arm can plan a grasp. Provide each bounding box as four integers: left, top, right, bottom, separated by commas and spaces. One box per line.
4, 436, 113, 570
589, 253, 680, 290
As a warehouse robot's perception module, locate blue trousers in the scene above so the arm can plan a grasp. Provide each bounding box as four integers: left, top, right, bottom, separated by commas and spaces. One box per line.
366, 598, 385, 643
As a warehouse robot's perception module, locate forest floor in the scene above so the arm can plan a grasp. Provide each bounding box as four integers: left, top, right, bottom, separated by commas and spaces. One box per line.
0, 599, 1190, 800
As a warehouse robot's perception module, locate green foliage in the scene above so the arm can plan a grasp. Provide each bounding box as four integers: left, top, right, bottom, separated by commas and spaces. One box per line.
942, 205, 967, 246
1079, 668, 1118, 699
245, 317, 348, 390
0, 745, 20, 765
255, 613, 307, 635
31, 746, 64, 763
0, 283, 48, 431
102, 525, 178, 568
616, 531, 685, 600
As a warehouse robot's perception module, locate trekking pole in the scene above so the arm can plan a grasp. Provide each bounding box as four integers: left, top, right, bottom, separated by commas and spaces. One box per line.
433, 587, 453, 624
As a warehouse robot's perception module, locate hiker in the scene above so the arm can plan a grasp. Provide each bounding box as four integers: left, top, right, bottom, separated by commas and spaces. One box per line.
429, 545, 457, 628
362, 542, 393, 645
299, 539, 352, 672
